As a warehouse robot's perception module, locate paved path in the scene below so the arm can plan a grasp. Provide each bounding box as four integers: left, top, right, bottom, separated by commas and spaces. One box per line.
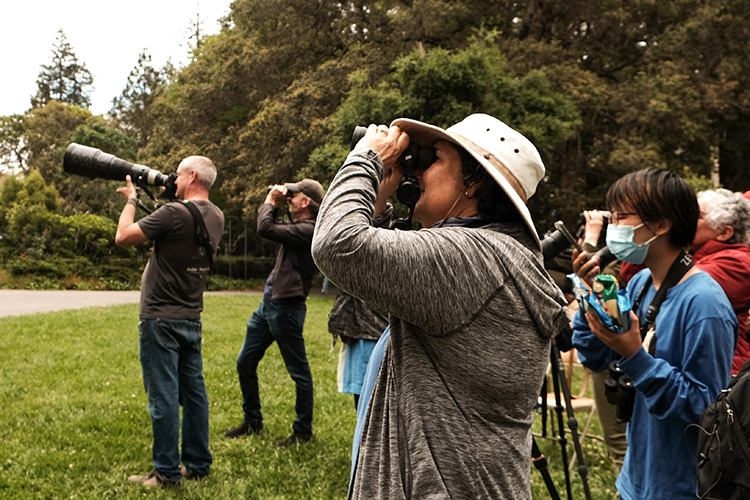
0, 290, 262, 318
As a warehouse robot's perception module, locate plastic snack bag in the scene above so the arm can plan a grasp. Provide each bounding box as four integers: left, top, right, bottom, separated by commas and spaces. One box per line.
568, 273, 632, 333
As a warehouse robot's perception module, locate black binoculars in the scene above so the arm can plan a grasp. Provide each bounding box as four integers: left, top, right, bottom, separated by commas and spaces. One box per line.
605, 359, 636, 422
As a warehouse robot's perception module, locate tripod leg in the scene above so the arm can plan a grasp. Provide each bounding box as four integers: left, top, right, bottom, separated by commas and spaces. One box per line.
549, 346, 573, 500
541, 375, 549, 438
551, 342, 593, 500
532, 437, 562, 500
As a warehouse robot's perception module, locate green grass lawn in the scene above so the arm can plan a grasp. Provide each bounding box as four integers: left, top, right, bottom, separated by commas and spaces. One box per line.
0, 295, 617, 499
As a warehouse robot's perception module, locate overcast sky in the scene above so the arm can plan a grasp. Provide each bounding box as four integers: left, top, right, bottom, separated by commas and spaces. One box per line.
0, 0, 232, 117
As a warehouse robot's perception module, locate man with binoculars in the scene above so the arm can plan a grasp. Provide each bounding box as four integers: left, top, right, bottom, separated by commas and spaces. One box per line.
225, 178, 324, 449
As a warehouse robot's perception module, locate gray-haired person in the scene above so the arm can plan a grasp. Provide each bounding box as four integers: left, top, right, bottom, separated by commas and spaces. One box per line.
116, 156, 224, 487
693, 188, 750, 374
312, 115, 569, 499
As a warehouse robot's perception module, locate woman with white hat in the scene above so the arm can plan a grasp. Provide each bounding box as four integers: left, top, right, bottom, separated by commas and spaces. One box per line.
312, 114, 569, 499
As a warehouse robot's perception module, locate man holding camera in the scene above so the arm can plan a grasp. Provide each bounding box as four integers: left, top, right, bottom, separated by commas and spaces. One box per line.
115, 156, 224, 488
225, 179, 323, 448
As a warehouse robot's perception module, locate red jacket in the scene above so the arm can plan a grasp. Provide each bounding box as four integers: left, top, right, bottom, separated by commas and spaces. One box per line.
693, 239, 750, 375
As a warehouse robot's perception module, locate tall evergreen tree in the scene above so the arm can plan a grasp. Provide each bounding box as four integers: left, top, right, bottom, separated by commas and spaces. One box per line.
109, 51, 174, 148
30, 29, 94, 109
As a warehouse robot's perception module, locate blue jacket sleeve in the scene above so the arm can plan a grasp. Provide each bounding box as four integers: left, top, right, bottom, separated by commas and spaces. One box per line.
619, 314, 735, 425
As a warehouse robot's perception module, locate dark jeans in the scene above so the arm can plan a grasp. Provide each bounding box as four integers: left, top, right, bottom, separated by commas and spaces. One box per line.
139, 319, 212, 482
237, 299, 313, 434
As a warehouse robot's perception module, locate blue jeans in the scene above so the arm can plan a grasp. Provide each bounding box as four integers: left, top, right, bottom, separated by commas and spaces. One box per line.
237, 299, 313, 434
139, 319, 212, 482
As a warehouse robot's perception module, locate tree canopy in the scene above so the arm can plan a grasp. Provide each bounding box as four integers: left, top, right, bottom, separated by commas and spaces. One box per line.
1, 0, 747, 287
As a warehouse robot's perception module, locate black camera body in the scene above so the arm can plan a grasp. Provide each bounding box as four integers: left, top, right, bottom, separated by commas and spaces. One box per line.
541, 212, 614, 268
605, 359, 636, 422
63, 143, 177, 200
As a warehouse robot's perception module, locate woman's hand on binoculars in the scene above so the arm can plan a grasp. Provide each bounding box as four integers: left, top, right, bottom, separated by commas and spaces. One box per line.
586, 310, 642, 359
378, 152, 404, 205
374, 160, 404, 216
116, 175, 137, 201
572, 248, 600, 287
361, 124, 410, 172
364, 124, 409, 215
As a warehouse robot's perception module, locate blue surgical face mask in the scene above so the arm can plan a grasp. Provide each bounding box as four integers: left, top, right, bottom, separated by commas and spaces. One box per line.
606, 223, 659, 265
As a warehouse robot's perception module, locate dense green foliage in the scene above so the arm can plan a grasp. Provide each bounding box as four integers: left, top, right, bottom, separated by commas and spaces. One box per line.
0, 295, 617, 499
0, 0, 746, 287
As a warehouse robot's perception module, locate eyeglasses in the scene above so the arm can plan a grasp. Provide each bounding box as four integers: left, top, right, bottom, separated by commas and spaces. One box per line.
610, 211, 638, 225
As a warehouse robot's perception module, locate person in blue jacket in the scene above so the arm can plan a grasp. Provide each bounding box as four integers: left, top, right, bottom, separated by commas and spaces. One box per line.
572, 167, 737, 500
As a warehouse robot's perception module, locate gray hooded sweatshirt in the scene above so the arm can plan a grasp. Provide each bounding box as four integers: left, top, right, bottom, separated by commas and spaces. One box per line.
312, 150, 569, 500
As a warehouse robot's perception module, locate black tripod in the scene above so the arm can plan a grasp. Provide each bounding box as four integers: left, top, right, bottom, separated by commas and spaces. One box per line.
533, 338, 593, 500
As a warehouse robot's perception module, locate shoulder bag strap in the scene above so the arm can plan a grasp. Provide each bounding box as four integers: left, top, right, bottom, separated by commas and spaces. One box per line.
181, 200, 215, 267
633, 250, 694, 355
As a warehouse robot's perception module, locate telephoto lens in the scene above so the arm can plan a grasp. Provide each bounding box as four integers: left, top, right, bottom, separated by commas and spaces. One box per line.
63, 143, 170, 186
542, 229, 572, 265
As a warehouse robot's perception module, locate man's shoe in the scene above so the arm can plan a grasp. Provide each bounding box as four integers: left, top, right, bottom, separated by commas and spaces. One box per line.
276, 432, 313, 449
224, 421, 263, 438
128, 470, 178, 488
180, 465, 209, 480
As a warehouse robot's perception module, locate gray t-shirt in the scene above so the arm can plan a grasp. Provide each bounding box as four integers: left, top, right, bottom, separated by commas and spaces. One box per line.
137, 200, 224, 319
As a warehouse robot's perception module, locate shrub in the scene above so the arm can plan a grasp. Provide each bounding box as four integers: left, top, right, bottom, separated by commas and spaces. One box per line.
206, 274, 264, 291
8, 257, 65, 278
99, 278, 140, 290
25, 277, 63, 290
53, 213, 121, 261
213, 255, 275, 280
94, 261, 142, 283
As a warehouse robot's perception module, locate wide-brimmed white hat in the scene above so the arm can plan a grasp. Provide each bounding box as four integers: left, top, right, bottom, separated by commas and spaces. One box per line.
390, 113, 545, 249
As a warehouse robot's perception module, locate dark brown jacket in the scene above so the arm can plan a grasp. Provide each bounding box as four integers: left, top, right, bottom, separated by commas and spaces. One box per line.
257, 203, 317, 300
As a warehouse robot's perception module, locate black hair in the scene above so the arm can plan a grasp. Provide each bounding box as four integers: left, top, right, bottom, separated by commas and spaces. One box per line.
457, 147, 523, 223
606, 167, 698, 248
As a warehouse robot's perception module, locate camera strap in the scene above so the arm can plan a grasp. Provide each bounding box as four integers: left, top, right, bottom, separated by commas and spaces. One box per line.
181, 200, 215, 267
631, 250, 694, 355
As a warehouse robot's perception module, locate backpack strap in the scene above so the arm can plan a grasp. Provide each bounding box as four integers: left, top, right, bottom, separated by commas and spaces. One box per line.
181, 200, 215, 267
631, 250, 694, 355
